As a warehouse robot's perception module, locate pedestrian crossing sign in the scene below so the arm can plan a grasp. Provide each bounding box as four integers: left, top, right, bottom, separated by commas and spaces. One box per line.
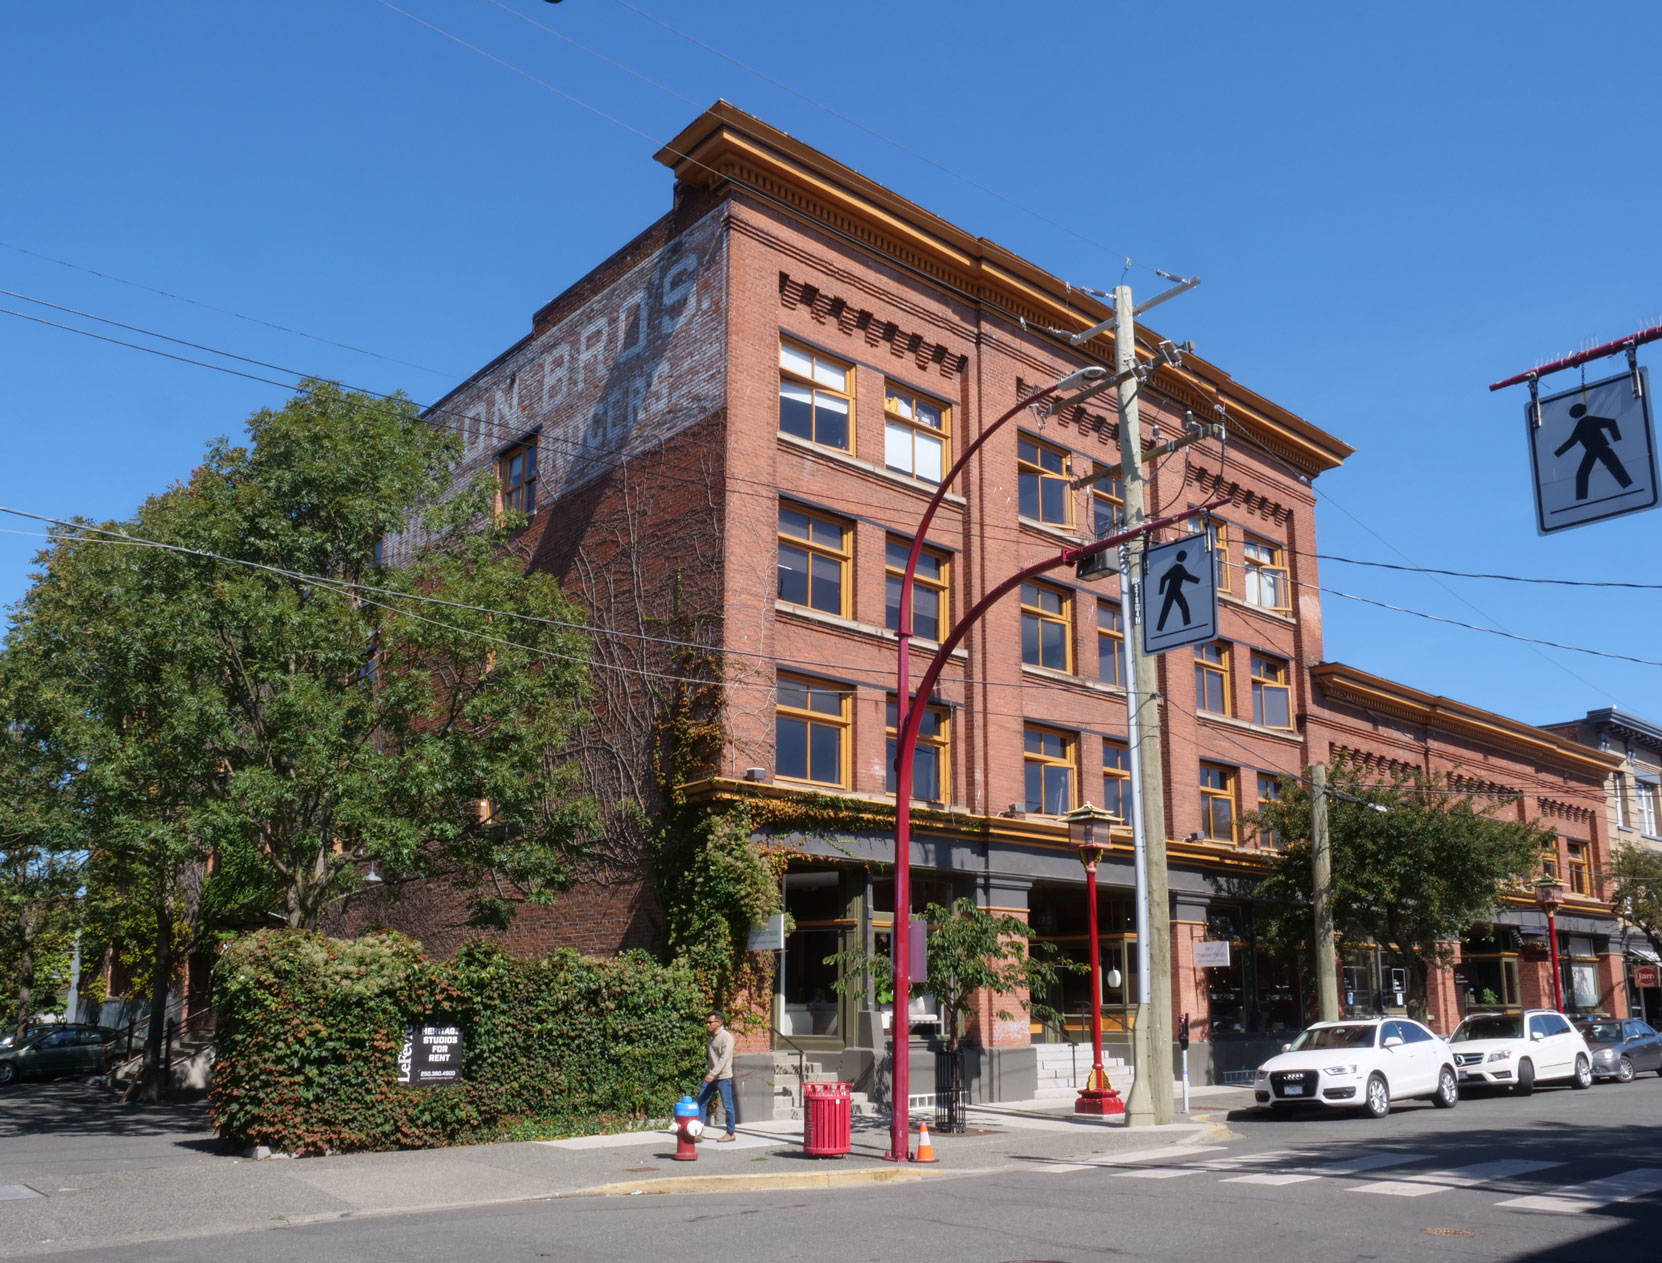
1141, 532, 1219, 656
1528, 368, 1659, 534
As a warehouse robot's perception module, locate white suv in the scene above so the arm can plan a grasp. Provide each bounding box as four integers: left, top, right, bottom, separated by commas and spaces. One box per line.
1449, 1009, 1593, 1094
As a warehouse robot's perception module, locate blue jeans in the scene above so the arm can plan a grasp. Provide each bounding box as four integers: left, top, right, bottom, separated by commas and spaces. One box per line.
697, 1077, 735, 1134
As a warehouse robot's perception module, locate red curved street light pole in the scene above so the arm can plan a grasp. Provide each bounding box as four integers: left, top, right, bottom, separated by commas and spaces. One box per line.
886, 370, 1223, 1158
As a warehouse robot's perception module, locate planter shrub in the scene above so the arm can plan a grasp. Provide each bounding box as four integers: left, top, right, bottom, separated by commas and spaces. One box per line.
210, 930, 705, 1154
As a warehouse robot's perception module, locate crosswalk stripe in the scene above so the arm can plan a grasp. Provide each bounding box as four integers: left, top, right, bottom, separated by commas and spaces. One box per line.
1114, 1150, 1314, 1180
1033, 1145, 1227, 1175
1352, 1159, 1562, 1197
1497, 1168, 1662, 1214
1224, 1152, 1432, 1186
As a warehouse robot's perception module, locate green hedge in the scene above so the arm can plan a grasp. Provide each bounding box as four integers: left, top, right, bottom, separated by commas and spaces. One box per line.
209, 931, 706, 1154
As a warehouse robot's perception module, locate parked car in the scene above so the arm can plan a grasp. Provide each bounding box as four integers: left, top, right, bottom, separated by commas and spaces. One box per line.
0, 1024, 123, 1085
1449, 1009, 1593, 1094
1574, 1017, 1662, 1082
1254, 1017, 1460, 1118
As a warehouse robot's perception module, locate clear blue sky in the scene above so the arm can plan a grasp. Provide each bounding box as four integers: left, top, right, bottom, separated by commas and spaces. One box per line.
4, 1, 1659, 729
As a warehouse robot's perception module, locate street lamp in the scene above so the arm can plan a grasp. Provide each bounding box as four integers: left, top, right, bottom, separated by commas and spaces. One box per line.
1064, 802, 1125, 1116
1535, 876, 1566, 1012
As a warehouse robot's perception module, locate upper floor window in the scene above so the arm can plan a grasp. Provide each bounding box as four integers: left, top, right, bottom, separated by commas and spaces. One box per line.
1195, 641, 1232, 716
778, 503, 849, 617
1616, 773, 1632, 828
1540, 838, 1560, 883
1021, 581, 1072, 672
1024, 725, 1076, 815
1250, 653, 1292, 729
1243, 534, 1290, 612
885, 537, 948, 641
1097, 601, 1126, 686
1091, 466, 1125, 536
1104, 740, 1132, 824
1567, 841, 1589, 896
884, 385, 948, 483
1018, 435, 1072, 526
1200, 762, 1237, 842
500, 441, 538, 517
776, 675, 849, 788
1183, 516, 1230, 593
1256, 774, 1284, 848
779, 342, 852, 451
1640, 780, 1660, 836
887, 697, 950, 804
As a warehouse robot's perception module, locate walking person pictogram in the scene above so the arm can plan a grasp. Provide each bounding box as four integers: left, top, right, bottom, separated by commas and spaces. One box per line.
1554, 402, 1634, 501
1156, 549, 1200, 631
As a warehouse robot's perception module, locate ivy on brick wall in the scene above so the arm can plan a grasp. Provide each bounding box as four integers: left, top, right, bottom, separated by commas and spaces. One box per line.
210, 930, 705, 1155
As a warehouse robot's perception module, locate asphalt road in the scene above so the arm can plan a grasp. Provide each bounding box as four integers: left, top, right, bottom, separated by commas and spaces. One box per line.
13, 1074, 1658, 1263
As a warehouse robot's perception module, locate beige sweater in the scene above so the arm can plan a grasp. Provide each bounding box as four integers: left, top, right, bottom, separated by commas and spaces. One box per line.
706, 1027, 735, 1080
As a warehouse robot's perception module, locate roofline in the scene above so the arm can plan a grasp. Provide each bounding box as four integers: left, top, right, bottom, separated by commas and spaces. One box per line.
1312, 662, 1624, 780
1550, 707, 1662, 751
655, 102, 1354, 478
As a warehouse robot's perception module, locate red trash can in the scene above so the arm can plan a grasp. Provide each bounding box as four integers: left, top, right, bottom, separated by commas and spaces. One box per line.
802, 1081, 852, 1157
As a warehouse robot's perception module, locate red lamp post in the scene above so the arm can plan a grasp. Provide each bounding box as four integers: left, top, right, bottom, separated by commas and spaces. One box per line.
1536, 876, 1566, 1012
1064, 803, 1124, 1115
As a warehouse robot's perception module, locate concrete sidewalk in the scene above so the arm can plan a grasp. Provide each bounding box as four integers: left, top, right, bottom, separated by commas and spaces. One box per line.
0, 1079, 1253, 1258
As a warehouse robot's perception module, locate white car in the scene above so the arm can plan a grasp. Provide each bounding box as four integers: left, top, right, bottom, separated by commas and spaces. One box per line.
1254, 1018, 1460, 1118
1448, 1009, 1593, 1094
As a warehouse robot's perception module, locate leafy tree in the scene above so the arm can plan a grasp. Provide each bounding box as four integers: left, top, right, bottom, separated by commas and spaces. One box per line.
829, 897, 1074, 1052
0, 658, 83, 1042
6, 382, 598, 1092
1608, 841, 1662, 962
1245, 763, 1549, 1022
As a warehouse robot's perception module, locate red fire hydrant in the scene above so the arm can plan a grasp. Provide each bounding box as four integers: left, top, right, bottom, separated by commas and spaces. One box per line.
672, 1094, 704, 1161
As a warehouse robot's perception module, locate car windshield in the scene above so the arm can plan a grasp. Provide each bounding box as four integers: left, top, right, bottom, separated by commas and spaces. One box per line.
1288, 1024, 1378, 1051
1453, 1015, 1522, 1042
1579, 1022, 1624, 1043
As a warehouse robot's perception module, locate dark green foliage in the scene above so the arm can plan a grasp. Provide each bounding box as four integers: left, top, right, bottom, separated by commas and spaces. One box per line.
1608, 842, 1662, 960
210, 931, 705, 1155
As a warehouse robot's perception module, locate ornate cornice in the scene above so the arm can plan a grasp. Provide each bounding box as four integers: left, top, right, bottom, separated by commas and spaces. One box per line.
657, 103, 1355, 478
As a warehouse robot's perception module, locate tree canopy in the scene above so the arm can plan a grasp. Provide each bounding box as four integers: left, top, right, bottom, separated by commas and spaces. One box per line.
1246, 762, 1550, 1020
1608, 840, 1662, 961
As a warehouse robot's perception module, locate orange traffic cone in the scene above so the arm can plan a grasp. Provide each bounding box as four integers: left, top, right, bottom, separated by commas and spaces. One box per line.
914, 1120, 938, 1163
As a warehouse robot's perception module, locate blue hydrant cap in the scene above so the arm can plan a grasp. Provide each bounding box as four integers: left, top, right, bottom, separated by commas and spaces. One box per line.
674, 1094, 700, 1118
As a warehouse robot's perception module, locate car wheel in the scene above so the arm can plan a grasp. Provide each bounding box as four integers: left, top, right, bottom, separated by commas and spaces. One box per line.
0, 1063, 14, 1086
1617, 1056, 1636, 1083
1572, 1055, 1593, 1090
1363, 1072, 1390, 1119
1514, 1059, 1535, 1096
1432, 1065, 1459, 1109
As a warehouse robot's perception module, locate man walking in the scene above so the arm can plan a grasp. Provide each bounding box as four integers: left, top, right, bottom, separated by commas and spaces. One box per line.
698, 1010, 737, 1141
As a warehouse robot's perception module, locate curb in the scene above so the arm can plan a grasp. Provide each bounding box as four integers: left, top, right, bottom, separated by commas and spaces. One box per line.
573, 1166, 941, 1197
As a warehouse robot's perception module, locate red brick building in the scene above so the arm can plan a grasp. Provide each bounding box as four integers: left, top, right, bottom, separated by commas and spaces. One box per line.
361, 102, 1625, 1103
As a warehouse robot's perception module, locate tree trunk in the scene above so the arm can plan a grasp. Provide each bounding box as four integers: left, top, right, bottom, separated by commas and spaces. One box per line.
13, 939, 34, 1045
136, 897, 174, 1103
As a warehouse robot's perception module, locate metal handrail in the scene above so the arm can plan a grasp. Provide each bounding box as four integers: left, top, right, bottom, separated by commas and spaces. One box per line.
771, 1026, 808, 1107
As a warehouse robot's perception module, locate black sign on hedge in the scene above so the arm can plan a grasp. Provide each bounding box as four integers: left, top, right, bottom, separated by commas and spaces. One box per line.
398, 1022, 464, 1086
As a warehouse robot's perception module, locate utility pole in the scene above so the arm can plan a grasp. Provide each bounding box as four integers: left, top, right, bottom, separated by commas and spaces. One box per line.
1115, 283, 1174, 1126
1310, 763, 1339, 1022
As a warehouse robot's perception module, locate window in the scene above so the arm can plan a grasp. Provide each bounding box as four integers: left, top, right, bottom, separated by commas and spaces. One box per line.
884, 385, 948, 483
1256, 774, 1284, 848
1021, 581, 1072, 672
1103, 740, 1132, 824
1195, 641, 1231, 716
778, 504, 849, 617
1091, 466, 1125, 536
1242, 534, 1290, 611
1183, 516, 1230, 592
1250, 653, 1292, 728
1200, 762, 1237, 842
887, 697, 949, 804
1640, 780, 1660, 836
1097, 601, 1126, 686
1540, 839, 1559, 883
885, 537, 948, 641
1617, 773, 1632, 828
1018, 435, 1072, 526
779, 342, 852, 451
776, 675, 849, 787
1024, 726, 1076, 815
500, 441, 538, 517
1567, 842, 1589, 896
